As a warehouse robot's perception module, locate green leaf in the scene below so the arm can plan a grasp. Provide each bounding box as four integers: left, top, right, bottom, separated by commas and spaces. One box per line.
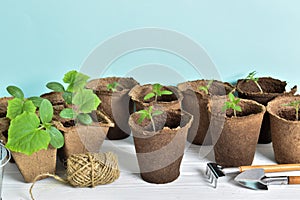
63, 70, 90, 92
23, 100, 36, 113
62, 91, 73, 104
46, 126, 64, 149
60, 108, 76, 119
234, 105, 242, 112
46, 82, 65, 92
72, 89, 101, 113
160, 90, 173, 95
137, 114, 146, 124
6, 98, 23, 120
144, 92, 155, 100
39, 99, 53, 124
28, 96, 44, 107
6, 112, 50, 155
199, 86, 209, 94
77, 113, 93, 125
152, 83, 162, 93
228, 93, 235, 102
6, 86, 24, 99
152, 110, 163, 116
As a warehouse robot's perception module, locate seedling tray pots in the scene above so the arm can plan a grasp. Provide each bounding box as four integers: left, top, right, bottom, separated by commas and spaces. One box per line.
129, 110, 193, 184
236, 77, 297, 143
208, 97, 265, 167
267, 95, 300, 164
86, 77, 139, 140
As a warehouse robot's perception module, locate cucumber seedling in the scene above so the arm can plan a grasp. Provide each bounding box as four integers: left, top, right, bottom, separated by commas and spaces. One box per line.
136, 106, 163, 132
46, 70, 101, 125
107, 81, 120, 92
283, 100, 300, 121
245, 71, 263, 93
144, 83, 173, 102
222, 93, 242, 117
199, 80, 214, 94
6, 93, 64, 155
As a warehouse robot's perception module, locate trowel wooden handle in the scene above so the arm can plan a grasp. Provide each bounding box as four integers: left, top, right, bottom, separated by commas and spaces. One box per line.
239, 164, 300, 173
289, 176, 300, 184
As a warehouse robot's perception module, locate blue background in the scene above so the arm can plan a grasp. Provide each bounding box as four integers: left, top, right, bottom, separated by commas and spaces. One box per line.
1, 0, 299, 97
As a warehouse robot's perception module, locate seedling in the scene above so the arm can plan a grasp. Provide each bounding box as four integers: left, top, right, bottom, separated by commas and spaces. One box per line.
199, 80, 214, 94
144, 83, 173, 102
283, 100, 300, 121
136, 106, 163, 132
222, 93, 242, 117
46, 70, 101, 125
6, 97, 64, 155
107, 81, 120, 92
245, 71, 263, 93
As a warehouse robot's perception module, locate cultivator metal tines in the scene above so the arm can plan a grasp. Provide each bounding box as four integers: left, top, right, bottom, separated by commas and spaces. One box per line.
206, 162, 300, 188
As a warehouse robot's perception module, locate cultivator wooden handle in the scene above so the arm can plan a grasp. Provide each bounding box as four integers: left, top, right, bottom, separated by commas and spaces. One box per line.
240, 164, 300, 173
288, 176, 300, 184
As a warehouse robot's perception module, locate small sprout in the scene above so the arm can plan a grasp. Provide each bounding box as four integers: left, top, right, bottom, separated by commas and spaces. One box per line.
245, 71, 263, 93
199, 80, 214, 94
283, 100, 300, 121
144, 83, 173, 102
107, 81, 120, 92
136, 106, 163, 132
222, 93, 242, 117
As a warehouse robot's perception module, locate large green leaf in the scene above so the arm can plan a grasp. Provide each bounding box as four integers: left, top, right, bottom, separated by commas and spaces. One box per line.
73, 89, 101, 113
46, 82, 65, 92
28, 96, 44, 107
77, 113, 93, 125
39, 99, 53, 124
6, 86, 24, 99
46, 126, 64, 149
6, 99, 36, 120
60, 108, 76, 119
144, 92, 155, 100
6, 112, 50, 155
63, 70, 90, 92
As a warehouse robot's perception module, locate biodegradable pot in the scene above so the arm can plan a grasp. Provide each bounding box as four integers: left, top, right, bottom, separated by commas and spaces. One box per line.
11, 147, 57, 183
129, 110, 193, 184
267, 95, 300, 164
86, 77, 138, 140
55, 110, 114, 162
236, 77, 297, 143
178, 80, 234, 145
129, 84, 183, 112
208, 97, 266, 167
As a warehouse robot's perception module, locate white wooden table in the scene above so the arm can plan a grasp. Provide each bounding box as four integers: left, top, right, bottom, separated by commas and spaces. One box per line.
3, 137, 300, 200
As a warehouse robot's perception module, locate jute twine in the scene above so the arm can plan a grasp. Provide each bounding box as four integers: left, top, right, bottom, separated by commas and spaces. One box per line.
30, 152, 120, 200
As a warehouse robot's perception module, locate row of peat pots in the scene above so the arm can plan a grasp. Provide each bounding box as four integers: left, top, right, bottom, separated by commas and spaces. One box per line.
0, 70, 299, 185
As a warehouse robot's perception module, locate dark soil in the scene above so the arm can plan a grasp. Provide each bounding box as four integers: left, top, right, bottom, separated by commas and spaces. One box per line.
278, 109, 299, 121
225, 101, 264, 118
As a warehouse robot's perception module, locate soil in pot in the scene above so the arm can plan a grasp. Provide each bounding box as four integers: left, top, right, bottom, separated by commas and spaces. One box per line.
0, 97, 11, 136
236, 77, 297, 143
55, 110, 114, 163
129, 109, 193, 184
40, 92, 64, 106
86, 77, 138, 140
267, 95, 300, 164
178, 80, 234, 145
208, 97, 265, 167
128, 84, 183, 112
11, 147, 57, 183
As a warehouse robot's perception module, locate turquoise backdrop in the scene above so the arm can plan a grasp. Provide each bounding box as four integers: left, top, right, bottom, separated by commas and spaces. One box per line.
1, 0, 299, 97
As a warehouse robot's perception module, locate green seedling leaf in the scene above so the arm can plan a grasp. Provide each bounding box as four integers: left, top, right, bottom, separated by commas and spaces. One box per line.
28, 96, 44, 107
63, 70, 90, 92
62, 91, 73, 104
228, 93, 235, 102
46, 82, 65, 92
107, 82, 120, 92
6, 112, 51, 155
137, 110, 149, 124
60, 108, 76, 119
234, 105, 242, 112
6, 98, 36, 120
6, 86, 24, 99
245, 71, 263, 93
46, 126, 64, 149
77, 113, 93, 125
39, 99, 53, 124
152, 110, 163, 116
223, 92, 242, 117
144, 92, 155, 100
160, 90, 173, 95
199, 80, 214, 94
72, 89, 101, 114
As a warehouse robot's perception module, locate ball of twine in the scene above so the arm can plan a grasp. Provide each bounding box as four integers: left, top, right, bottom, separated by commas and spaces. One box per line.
30, 152, 120, 200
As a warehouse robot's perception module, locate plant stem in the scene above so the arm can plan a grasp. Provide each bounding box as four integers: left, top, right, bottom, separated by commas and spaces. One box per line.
255, 81, 263, 93
155, 95, 158, 102
233, 109, 237, 117
150, 116, 156, 132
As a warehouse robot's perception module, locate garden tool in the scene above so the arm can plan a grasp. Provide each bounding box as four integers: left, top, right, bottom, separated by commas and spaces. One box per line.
234, 168, 300, 190
206, 162, 300, 188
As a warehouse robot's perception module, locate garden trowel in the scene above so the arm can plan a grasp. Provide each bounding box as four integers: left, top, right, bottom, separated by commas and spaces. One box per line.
234, 168, 300, 190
